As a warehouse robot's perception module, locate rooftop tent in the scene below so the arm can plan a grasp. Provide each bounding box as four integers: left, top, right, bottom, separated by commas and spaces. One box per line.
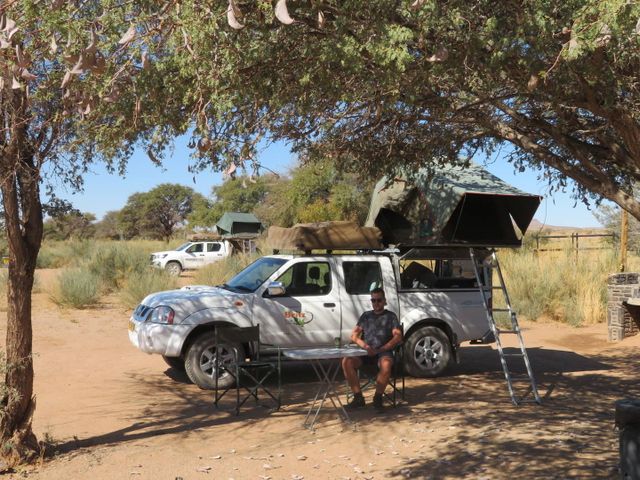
365, 162, 541, 247
215, 212, 262, 237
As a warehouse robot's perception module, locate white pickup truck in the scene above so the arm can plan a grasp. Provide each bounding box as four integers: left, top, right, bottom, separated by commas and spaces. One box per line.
150, 240, 233, 276
129, 247, 493, 389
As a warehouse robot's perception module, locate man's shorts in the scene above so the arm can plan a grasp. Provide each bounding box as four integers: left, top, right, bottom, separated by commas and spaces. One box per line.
361, 351, 393, 367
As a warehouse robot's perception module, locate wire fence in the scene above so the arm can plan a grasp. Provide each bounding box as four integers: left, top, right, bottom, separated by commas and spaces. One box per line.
533, 232, 615, 252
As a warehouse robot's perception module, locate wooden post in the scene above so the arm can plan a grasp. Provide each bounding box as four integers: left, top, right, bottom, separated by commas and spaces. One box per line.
620, 209, 629, 272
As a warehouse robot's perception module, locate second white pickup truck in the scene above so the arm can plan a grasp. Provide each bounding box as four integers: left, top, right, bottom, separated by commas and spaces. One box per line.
129, 247, 493, 389
150, 240, 233, 276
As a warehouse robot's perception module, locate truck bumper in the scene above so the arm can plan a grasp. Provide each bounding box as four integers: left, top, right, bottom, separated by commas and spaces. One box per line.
128, 317, 191, 357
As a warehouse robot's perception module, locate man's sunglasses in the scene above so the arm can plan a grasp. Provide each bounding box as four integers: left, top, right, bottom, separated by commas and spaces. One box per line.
370, 298, 384, 303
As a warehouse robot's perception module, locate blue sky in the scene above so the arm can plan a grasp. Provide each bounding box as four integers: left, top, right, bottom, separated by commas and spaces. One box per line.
55, 137, 605, 228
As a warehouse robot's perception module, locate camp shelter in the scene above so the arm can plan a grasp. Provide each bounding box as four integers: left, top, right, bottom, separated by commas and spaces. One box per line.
366, 162, 541, 247
215, 212, 262, 237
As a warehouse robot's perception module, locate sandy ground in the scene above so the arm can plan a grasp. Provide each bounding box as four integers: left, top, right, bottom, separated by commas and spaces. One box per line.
3, 268, 640, 479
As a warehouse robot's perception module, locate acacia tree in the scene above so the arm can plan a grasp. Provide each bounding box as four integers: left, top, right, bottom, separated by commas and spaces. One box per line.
0, 1, 185, 461
119, 184, 204, 240
252, 160, 373, 227
167, 0, 640, 220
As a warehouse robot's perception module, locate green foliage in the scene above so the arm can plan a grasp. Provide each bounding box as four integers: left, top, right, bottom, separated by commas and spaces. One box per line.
94, 211, 124, 240
594, 205, 640, 252
193, 253, 260, 286
50, 268, 101, 309
119, 269, 178, 309
118, 184, 204, 240
36, 240, 94, 268
86, 243, 150, 292
43, 212, 96, 241
189, 174, 280, 228
257, 160, 373, 227
169, 0, 640, 221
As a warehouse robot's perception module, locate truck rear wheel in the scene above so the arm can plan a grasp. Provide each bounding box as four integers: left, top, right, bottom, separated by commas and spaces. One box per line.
404, 326, 452, 377
184, 332, 242, 390
165, 261, 182, 276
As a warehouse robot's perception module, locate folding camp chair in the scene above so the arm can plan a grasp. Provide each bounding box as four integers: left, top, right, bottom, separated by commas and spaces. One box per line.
347, 327, 405, 407
213, 325, 281, 415
357, 341, 405, 407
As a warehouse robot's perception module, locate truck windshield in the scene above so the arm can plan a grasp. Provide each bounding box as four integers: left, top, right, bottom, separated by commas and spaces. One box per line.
223, 257, 288, 293
175, 242, 191, 251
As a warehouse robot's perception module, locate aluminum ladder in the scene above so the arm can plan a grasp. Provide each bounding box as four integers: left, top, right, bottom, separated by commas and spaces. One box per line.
470, 248, 542, 405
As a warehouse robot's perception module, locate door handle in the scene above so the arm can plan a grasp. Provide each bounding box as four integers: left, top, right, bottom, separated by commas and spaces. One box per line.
323, 303, 336, 308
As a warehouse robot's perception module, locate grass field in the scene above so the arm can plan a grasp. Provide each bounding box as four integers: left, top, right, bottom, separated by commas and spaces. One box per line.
0, 235, 630, 325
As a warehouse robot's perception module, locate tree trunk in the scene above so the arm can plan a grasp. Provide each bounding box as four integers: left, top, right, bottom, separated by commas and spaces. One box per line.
0, 93, 42, 465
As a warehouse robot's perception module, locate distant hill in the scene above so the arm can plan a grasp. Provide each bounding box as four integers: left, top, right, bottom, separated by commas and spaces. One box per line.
527, 219, 605, 233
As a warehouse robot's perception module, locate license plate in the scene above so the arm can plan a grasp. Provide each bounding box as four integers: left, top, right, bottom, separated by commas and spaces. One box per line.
128, 320, 136, 332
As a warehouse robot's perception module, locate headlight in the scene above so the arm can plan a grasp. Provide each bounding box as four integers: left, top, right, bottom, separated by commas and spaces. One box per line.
149, 306, 175, 325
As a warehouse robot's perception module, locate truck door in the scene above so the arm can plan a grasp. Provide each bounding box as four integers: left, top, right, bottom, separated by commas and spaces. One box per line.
336, 258, 392, 343
204, 242, 225, 264
253, 258, 341, 347
183, 242, 206, 268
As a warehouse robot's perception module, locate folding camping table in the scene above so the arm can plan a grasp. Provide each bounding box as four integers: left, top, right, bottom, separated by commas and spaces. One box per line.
283, 346, 367, 430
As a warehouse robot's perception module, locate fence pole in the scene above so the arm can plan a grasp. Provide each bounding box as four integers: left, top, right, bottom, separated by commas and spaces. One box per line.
620, 209, 629, 272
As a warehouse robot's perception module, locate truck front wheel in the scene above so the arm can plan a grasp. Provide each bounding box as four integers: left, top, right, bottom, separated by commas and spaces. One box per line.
165, 261, 182, 276
403, 326, 452, 377
184, 332, 243, 390
162, 355, 185, 371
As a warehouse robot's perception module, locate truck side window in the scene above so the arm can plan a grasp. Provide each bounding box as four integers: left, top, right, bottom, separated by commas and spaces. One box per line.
276, 262, 331, 296
187, 243, 203, 253
343, 262, 382, 294
206, 243, 221, 252
400, 260, 437, 289
437, 259, 477, 288
400, 258, 477, 289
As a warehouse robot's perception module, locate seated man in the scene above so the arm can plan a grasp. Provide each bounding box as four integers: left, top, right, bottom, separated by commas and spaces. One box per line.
342, 288, 403, 413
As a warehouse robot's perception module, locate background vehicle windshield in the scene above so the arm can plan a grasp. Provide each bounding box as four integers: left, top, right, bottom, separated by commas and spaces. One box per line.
225, 257, 287, 292
175, 242, 191, 251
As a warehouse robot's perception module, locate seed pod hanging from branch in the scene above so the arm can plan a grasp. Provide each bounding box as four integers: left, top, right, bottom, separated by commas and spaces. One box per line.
275, 0, 295, 25
227, 0, 244, 29
118, 24, 136, 45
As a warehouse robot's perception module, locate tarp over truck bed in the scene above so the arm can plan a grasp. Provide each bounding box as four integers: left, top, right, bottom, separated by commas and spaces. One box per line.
366, 162, 541, 247
268, 221, 383, 251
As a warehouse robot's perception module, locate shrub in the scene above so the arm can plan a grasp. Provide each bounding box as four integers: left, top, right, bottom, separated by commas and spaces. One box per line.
87, 243, 149, 292
50, 268, 101, 308
193, 253, 260, 286
37, 240, 93, 268
119, 270, 178, 309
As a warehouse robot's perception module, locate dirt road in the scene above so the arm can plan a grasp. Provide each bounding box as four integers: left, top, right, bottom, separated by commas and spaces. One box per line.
4, 269, 640, 479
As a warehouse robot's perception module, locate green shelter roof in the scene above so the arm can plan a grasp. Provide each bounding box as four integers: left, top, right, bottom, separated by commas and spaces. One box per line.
216, 212, 262, 235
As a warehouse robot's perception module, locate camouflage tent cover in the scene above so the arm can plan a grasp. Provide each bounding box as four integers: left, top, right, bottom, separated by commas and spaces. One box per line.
365, 162, 541, 247
267, 221, 383, 251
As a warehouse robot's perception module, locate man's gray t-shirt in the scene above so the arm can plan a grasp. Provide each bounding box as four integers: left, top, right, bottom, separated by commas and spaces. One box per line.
357, 309, 400, 349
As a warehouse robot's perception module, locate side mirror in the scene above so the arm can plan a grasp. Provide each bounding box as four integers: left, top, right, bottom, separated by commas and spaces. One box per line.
267, 281, 286, 297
